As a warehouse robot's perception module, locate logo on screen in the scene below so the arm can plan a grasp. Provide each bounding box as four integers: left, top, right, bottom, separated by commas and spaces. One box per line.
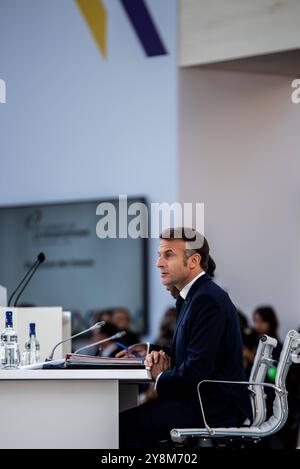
24, 210, 43, 230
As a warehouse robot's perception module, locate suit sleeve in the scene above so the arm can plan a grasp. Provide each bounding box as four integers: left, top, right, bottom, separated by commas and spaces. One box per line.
156, 295, 227, 399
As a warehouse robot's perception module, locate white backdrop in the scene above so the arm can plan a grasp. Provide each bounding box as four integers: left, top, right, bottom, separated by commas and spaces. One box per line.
0, 0, 178, 340
179, 68, 300, 339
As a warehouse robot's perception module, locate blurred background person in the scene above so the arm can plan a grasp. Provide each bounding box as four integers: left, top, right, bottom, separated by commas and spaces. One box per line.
91, 322, 124, 357
155, 307, 176, 348
71, 309, 111, 353
73, 308, 115, 354
111, 307, 140, 347
237, 309, 259, 377
92, 308, 114, 325
252, 305, 282, 360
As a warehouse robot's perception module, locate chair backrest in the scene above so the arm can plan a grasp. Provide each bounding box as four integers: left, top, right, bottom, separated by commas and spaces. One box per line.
249, 334, 278, 426
258, 329, 300, 435
170, 330, 300, 443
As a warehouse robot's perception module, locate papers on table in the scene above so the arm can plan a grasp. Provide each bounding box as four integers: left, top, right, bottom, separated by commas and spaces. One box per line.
65, 353, 145, 368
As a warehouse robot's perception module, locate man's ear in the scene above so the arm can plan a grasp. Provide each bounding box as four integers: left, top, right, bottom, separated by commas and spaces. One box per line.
190, 252, 201, 268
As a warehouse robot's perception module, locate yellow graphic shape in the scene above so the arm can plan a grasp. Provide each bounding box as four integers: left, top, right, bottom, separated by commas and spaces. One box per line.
76, 0, 107, 58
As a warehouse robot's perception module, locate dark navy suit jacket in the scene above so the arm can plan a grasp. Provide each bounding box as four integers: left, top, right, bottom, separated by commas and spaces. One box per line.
151, 274, 252, 425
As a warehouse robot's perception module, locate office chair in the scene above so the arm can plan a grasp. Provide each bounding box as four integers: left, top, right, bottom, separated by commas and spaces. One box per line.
170, 330, 300, 447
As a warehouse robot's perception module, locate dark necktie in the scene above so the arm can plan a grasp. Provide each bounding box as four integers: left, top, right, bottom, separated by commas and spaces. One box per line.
175, 294, 184, 321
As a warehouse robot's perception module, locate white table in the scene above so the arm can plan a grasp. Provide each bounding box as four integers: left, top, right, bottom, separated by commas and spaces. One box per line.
0, 369, 151, 449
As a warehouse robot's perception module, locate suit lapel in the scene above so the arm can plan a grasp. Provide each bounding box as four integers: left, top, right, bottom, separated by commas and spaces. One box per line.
172, 297, 190, 342
172, 273, 211, 348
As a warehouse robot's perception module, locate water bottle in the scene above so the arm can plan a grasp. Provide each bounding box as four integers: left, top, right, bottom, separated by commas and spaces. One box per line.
22, 323, 40, 365
0, 311, 20, 369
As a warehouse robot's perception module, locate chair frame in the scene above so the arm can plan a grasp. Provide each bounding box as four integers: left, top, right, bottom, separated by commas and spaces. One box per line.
171, 330, 300, 444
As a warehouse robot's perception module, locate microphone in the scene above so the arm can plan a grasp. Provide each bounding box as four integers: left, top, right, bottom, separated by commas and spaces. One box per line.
8, 253, 46, 307
74, 330, 126, 354
46, 321, 105, 361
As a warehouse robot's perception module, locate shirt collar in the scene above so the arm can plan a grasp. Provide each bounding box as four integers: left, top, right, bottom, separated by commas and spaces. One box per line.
179, 271, 206, 300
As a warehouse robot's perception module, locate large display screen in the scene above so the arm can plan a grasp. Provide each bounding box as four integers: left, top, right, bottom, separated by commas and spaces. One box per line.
0, 197, 148, 335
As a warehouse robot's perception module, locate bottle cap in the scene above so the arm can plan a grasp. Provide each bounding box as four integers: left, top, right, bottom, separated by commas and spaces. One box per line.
29, 323, 36, 336
5, 311, 13, 327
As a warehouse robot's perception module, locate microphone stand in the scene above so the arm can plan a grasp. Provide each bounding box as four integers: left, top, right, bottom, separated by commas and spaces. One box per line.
14, 259, 44, 307
74, 331, 127, 354
45, 321, 105, 361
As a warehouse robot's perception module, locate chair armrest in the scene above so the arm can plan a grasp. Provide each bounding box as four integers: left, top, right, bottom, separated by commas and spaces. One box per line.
196, 379, 284, 435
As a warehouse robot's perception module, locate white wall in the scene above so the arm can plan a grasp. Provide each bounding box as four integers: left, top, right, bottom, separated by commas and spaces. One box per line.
0, 0, 178, 339
179, 68, 300, 338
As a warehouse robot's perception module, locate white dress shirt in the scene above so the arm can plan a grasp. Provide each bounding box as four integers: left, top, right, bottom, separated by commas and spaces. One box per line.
154, 271, 206, 388
178, 271, 206, 300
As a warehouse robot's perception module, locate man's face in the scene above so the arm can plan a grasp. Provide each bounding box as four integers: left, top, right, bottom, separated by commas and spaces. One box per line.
156, 238, 195, 290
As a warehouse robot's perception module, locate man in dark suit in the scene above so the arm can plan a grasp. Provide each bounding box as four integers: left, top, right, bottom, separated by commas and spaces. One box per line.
118, 227, 252, 448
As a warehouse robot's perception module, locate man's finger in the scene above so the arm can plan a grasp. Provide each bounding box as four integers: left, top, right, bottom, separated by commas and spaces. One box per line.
144, 356, 153, 370
159, 350, 169, 361
152, 351, 160, 364
115, 350, 129, 358
145, 353, 153, 367
128, 343, 147, 357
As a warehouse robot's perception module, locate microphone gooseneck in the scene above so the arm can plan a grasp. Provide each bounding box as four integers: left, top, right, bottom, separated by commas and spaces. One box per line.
74, 330, 127, 354
8, 252, 46, 306
46, 321, 105, 361
13, 253, 46, 307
